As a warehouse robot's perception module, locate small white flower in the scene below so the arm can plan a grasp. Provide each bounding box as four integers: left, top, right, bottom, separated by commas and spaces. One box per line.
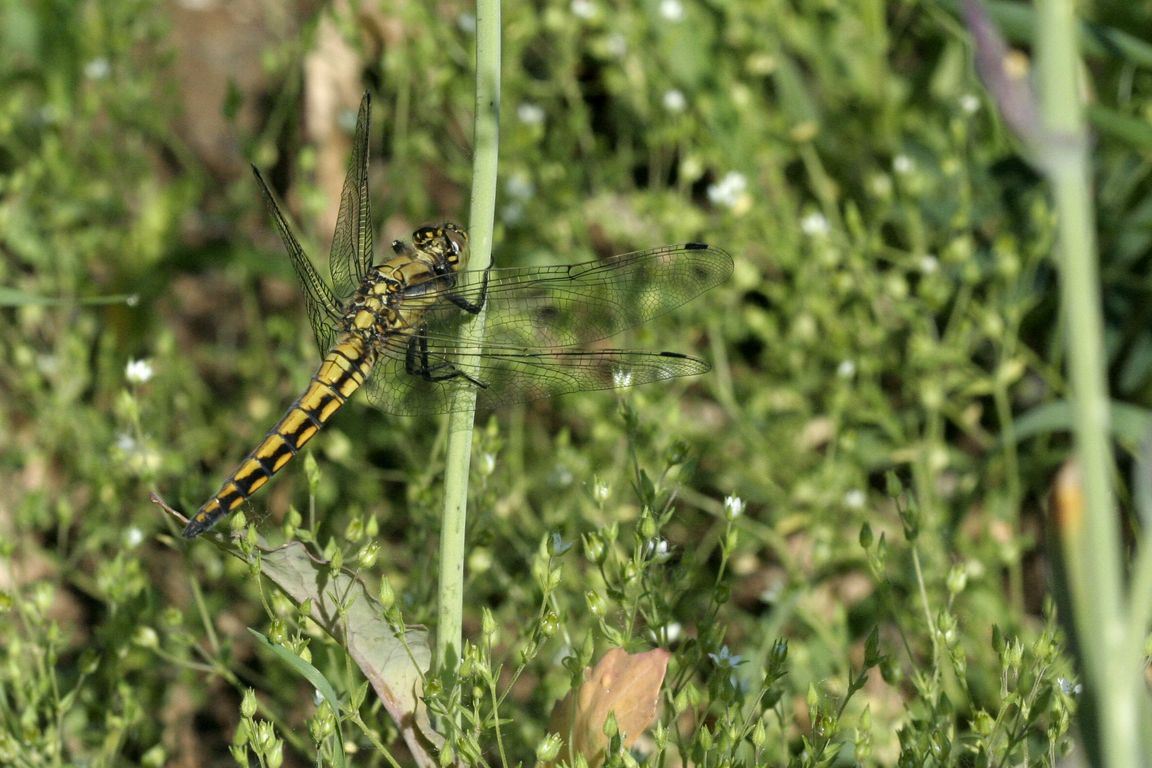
1057, 677, 1082, 696
893, 154, 914, 174
37, 355, 61, 376
799, 211, 829, 237
85, 58, 110, 80
133, 626, 159, 649
592, 478, 611, 503
759, 582, 782, 604
959, 93, 980, 114
116, 432, 160, 476
479, 451, 497, 477
571, 0, 596, 19
550, 532, 573, 555
836, 359, 856, 378
843, 489, 866, 509
125, 358, 153, 384
723, 495, 745, 520
665, 622, 682, 642
659, 0, 684, 21
708, 645, 744, 669
505, 174, 536, 200
706, 171, 748, 209
516, 102, 545, 125
645, 537, 670, 560
662, 89, 686, 113
456, 13, 477, 33
551, 464, 574, 487
123, 527, 144, 548
501, 201, 525, 224
919, 254, 939, 274
868, 173, 893, 198
605, 33, 627, 58
612, 368, 633, 388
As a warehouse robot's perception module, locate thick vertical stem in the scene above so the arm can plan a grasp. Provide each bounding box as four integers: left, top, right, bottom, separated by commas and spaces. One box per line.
435, 0, 501, 674
1035, 0, 1143, 763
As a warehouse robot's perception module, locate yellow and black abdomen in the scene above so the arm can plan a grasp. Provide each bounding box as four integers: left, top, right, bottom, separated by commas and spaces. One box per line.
182, 335, 375, 538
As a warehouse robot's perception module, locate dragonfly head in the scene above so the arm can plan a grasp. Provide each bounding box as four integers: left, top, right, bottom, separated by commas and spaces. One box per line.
412, 222, 469, 274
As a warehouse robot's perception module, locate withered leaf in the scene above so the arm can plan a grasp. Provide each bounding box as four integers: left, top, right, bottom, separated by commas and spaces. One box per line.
544, 647, 670, 767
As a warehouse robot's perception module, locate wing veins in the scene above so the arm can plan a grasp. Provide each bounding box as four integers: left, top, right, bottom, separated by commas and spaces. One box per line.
252, 166, 341, 354
329, 93, 374, 300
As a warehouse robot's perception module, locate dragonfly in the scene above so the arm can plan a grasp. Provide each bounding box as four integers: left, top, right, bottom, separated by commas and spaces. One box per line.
181, 93, 732, 538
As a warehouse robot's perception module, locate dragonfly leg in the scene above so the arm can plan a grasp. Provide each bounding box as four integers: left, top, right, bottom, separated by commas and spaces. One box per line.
446, 263, 491, 314
405, 328, 488, 389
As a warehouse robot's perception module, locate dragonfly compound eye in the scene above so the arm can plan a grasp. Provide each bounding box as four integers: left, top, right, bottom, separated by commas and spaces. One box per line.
435, 222, 467, 256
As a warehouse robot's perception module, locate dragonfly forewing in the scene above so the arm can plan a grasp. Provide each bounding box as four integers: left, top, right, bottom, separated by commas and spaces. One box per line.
328, 94, 374, 300
252, 167, 343, 356
452, 243, 732, 348
355, 242, 732, 415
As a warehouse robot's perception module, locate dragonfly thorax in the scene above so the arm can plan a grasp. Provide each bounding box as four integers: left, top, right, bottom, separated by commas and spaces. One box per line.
340, 223, 468, 342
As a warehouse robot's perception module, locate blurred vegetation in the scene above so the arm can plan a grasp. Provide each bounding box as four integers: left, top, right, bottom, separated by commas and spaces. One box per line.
4, 0, 1152, 765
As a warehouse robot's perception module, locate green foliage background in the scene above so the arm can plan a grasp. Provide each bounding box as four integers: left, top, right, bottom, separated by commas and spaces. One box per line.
3, 0, 1150, 765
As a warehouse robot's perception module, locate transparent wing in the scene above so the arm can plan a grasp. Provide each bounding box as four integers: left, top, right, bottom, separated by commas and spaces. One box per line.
368, 344, 710, 416
361, 243, 732, 415
458, 243, 733, 348
328, 93, 374, 301
252, 166, 342, 355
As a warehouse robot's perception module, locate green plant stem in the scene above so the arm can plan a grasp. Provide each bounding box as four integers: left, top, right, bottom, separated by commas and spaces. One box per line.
1130, 446, 1152, 706
435, 0, 501, 674
1035, 0, 1142, 764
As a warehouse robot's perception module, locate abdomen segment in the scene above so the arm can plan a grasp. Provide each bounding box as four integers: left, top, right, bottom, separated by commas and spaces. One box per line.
182, 336, 374, 538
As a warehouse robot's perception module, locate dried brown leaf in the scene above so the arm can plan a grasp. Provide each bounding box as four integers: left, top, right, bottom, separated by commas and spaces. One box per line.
544, 647, 670, 767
